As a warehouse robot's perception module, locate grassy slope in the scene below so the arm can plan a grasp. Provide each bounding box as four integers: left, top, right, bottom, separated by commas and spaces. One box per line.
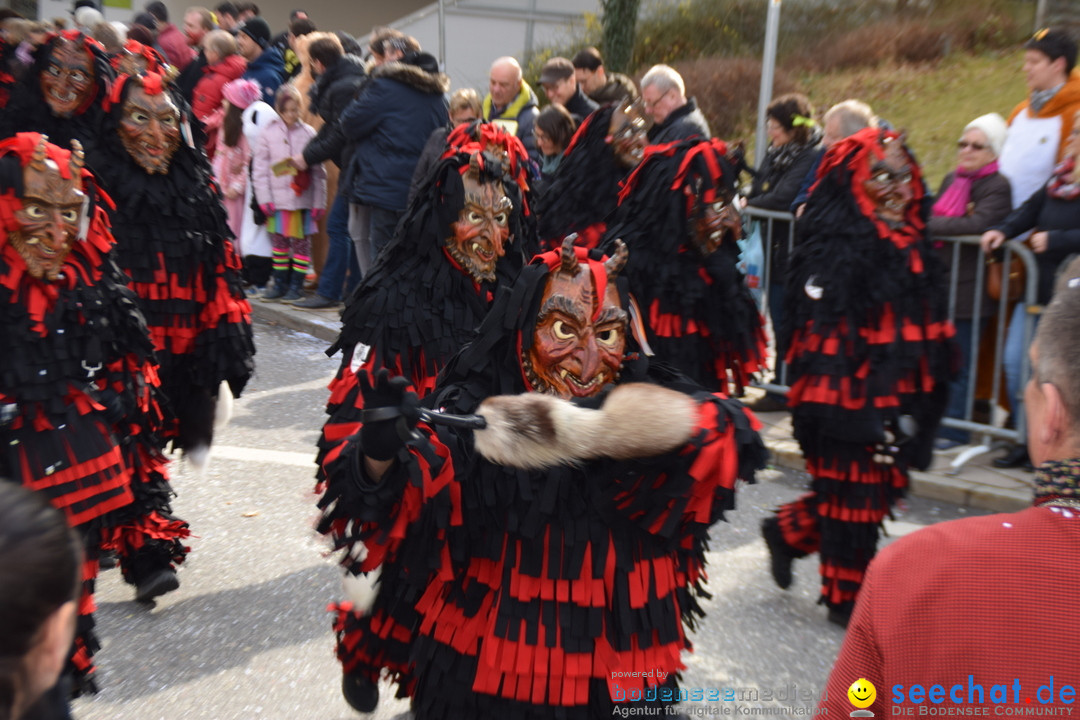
791, 51, 1026, 191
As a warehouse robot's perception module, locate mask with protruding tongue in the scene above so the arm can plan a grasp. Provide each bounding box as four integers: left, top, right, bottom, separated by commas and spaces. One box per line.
445, 155, 512, 283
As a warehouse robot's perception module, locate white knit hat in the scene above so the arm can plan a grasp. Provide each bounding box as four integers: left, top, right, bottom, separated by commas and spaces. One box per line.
963, 112, 1008, 157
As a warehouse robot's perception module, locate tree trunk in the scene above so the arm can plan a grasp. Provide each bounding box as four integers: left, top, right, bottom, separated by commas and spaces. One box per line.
601, 0, 642, 74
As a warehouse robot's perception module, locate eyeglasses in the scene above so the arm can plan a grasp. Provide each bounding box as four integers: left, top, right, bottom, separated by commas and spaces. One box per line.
957, 140, 989, 151
642, 88, 673, 110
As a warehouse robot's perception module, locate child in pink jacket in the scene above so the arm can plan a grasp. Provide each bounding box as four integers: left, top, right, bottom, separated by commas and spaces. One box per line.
252, 84, 327, 302
212, 79, 260, 243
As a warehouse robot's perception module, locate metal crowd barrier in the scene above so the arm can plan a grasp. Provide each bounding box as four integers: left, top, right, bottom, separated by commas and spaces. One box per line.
741, 206, 1040, 474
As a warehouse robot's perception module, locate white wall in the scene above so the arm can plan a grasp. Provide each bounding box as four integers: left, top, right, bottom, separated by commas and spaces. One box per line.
396, 0, 601, 95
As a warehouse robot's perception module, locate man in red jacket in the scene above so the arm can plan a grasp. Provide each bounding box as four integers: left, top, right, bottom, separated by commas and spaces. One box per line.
145, 1, 195, 71
820, 257, 1080, 716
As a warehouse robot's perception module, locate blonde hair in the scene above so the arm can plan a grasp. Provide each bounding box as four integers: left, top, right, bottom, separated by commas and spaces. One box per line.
204, 28, 237, 58
274, 83, 302, 113
449, 88, 482, 119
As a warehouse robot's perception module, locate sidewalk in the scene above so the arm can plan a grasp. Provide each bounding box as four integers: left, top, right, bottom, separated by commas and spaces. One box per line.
251, 299, 1035, 514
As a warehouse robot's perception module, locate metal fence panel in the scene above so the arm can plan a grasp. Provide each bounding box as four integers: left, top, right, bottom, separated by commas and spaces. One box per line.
741, 207, 1039, 473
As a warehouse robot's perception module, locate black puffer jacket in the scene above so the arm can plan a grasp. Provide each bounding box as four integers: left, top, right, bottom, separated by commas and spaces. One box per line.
340, 56, 450, 212
301, 53, 368, 169
994, 182, 1080, 305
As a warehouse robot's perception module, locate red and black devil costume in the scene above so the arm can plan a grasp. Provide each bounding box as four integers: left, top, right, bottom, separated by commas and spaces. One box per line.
0, 133, 188, 694
603, 137, 766, 393
762, 127, 956, 622
1, 30, 113, 154
316, 127, 535, 709
89, 71, 255, 458
535, 101, 649, 250
319, 239, 765, 718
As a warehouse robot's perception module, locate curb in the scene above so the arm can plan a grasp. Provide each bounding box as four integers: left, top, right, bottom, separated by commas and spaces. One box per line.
248, 301, 1033, 515
250, 297, 342, 344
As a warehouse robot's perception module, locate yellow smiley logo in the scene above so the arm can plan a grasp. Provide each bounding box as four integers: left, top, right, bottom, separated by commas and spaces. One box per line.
848, 678, 876, 708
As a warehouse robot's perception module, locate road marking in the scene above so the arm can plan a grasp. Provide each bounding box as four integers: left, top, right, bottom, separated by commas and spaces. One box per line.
882, 519, 924, 538
241, 375, 334, 399
210, 445, 317, 468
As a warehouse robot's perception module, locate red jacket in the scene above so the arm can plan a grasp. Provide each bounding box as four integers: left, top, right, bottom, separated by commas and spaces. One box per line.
193, 54, 246, 159
822, 504, 1080, 716
193, 54, 247, 122
156, 23, 194, 72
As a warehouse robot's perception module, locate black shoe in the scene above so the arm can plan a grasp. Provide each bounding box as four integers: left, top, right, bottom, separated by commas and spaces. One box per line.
342, 671, 379, 713
827, 606, 851, 628
98, 550, 119, 570
993, 444, 1029, 469
761, 517, 794, 590
746, 394, 788, 413
293, 293, 341, 309
134, 567, 179, 603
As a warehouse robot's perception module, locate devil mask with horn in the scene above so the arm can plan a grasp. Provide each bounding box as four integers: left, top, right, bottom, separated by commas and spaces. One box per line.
522, 238, 630, 398
5, 134, 88, 281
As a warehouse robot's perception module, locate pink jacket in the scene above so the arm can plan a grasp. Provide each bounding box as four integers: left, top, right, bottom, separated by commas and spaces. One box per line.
252, 116, 327, 212
212, 132, 251, 201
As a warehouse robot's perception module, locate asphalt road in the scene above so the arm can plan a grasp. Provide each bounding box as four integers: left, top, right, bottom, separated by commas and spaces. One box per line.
71, 320, 989, 720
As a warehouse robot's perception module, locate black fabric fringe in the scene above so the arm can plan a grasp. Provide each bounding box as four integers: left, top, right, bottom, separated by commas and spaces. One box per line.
316, 250, 766, 715
602, 137, 766, 393
87, 82, 255, 443
535, 105, 626, 245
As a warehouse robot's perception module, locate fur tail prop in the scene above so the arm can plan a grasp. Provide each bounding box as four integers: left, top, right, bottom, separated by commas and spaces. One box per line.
215, 380, 234, 430
473, 383, 697, 469
342, 565, 381, 615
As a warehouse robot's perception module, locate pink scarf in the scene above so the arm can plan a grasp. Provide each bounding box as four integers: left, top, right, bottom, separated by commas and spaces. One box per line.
932, 160, 999, 218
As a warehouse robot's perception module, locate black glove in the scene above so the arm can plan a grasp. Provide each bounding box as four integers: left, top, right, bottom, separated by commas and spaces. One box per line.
358, 369, 421, 462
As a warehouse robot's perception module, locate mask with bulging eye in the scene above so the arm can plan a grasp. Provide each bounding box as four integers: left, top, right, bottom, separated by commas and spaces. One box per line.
687, 182, 741, 257
118, 85, 182, 174
522, 239, 629, 399
114, 50, 150, 77
445, 158, 513, 283
40, 39, 95, 118
608, 99, 650, 168
862, 137, 915, 228
10, 137, 87, 282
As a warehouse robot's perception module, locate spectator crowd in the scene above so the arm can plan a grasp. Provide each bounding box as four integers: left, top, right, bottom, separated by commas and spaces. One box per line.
1, 3, 1079, 718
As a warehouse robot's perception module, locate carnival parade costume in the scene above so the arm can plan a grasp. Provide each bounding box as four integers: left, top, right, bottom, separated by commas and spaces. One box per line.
1, 30, 113, 155
603, 137, 766, 393
762, 128, 956, 622
0, 133, 188, 693
319, 240, 766, 718
316, 125, 535, 708
535, 101, 648, 250
89, 71, 254, 459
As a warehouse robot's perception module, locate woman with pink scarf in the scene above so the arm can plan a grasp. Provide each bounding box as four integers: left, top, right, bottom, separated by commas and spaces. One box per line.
928, 112, 1012, 447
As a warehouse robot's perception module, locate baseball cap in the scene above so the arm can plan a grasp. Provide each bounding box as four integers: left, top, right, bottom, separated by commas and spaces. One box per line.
539, 57, 574, 86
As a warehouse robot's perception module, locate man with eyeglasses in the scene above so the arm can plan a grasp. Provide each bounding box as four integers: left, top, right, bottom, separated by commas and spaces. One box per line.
538, 56, 596, 123
640, 63, 710, 144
